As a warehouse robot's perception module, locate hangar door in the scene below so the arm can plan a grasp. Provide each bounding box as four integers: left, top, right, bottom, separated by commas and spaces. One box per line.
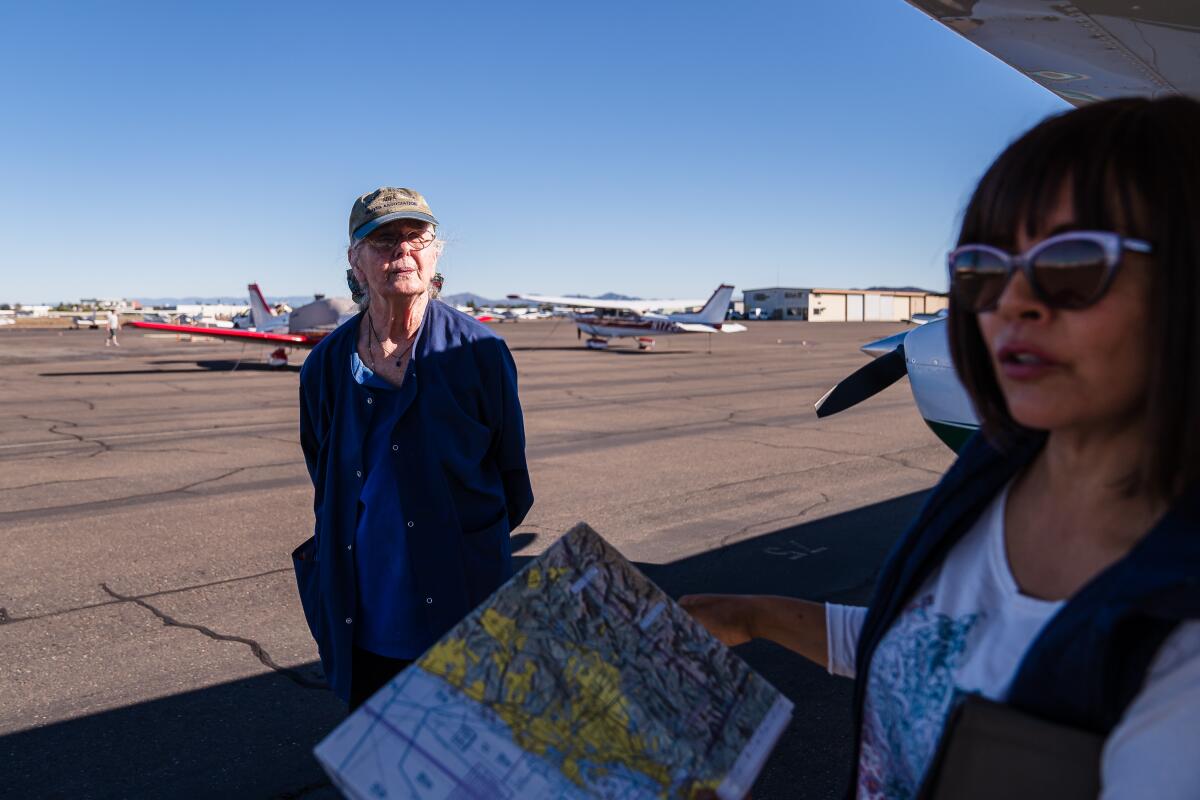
847, 294, 864, 321
864, 294, 882, 321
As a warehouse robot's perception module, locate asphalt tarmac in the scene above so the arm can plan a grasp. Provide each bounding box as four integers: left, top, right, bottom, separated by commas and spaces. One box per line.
0, 318, 955, 799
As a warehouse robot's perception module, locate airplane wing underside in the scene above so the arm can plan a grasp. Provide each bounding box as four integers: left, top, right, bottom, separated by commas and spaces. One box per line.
511, 294, 709, 313
125, 321, 322, 346
906, 1, 1200, 105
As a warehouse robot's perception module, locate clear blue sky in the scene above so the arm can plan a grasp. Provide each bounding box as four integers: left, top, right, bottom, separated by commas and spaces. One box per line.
0, 0, 1066, 304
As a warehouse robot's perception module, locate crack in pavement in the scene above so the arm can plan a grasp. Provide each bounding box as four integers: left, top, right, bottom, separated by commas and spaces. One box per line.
16, 414, 112, 458
0, 460, 301, 523
177, 461, 299, 493
116, 446, 230, 455
723, 411, 877, 439
629, 459, 857, 509
0, 476, 107, 493
735, 436, 876, 457
876, 451, 946, 477
0, 420, 298, 453
719, 493, 831, 547
100, 582, 328, 691
536, 411, 738, 447
0, 566, 295, 626
248, 433, 301, 445
0, 472, 309, 525
18, 414, 87, 442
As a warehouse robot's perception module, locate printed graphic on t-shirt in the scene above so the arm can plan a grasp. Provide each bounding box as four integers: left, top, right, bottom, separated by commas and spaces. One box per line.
859, 594, 980, 799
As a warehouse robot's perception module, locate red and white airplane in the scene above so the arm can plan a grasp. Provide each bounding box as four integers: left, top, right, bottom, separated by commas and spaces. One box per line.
126, 283, 357, 366
508, 284, 747, 350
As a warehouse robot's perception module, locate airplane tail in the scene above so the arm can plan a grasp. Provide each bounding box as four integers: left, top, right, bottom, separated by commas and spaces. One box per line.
672, 284, 735, 325
248, 283, 276, 330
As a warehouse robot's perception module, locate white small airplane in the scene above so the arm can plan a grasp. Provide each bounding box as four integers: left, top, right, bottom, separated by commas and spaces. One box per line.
508, 284, 747, 350
815, 2, 1200, 451
127, 283, 357, 367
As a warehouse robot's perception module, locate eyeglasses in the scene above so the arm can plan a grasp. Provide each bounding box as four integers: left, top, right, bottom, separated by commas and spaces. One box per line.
361, 228, 436, 253
949, 230, 1152, 313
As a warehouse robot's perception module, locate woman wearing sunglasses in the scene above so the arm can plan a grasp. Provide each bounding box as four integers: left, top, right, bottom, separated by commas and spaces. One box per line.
682, 96, 1200, 797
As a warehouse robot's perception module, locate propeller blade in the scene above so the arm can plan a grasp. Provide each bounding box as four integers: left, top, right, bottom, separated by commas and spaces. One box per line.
814, 344, 907, 418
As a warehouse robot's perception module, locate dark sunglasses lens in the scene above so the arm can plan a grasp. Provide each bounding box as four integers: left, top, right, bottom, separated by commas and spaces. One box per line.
952, 249, 1009, 312
1032, 240, 1108, 309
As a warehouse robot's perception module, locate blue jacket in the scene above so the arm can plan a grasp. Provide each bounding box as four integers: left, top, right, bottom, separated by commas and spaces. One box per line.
292, 300, 534, 701
848, 430, 1200, 794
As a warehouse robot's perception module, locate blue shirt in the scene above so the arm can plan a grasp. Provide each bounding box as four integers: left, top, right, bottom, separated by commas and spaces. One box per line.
349, 351, 425, 658
292, 300, 534, 701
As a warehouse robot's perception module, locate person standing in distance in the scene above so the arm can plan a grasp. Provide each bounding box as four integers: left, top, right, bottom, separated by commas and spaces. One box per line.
293, 187, 534, 710
105, 308, 120, 347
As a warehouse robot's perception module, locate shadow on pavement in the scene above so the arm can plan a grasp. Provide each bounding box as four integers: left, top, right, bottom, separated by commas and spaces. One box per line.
6, 491, 928, 799
505, 345, 697, 355
40, 360, 300, 377
4, 670, 346, 800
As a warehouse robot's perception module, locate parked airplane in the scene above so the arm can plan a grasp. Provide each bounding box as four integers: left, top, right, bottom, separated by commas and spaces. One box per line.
508, 284, 747, 349
815, 1, 1200, 450
815, 319, 979, 451
126, 283, 357, 366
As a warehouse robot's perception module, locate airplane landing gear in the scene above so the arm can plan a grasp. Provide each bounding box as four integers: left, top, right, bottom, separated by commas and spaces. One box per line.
268, 347, 289, 368
636, 337, 656, 351
585, 337, 609, 350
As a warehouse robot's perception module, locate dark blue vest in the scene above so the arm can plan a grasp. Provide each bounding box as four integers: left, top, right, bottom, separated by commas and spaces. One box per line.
848, 431, 1200, 793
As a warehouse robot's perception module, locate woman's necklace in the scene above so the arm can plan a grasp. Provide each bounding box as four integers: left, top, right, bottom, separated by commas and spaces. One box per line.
367, 312, 415, 370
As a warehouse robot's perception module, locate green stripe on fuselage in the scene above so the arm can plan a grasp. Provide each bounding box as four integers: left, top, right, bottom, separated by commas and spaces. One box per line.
925, 419, 978, 452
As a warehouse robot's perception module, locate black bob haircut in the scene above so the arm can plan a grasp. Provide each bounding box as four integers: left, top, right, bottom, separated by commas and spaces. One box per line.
948, 96, 1200, 500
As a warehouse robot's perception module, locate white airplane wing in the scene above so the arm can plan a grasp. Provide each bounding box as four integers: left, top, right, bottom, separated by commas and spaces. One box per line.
508, 294, 710, 313
905, 2, 1200, 105
673, 322, 750, 334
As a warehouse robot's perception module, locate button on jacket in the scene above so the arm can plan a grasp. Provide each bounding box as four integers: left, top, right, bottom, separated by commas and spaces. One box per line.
292, 300, 534, 701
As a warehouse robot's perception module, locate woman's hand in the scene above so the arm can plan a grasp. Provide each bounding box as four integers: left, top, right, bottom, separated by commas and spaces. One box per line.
681, 594, 831, 668
679, 594, 756, 647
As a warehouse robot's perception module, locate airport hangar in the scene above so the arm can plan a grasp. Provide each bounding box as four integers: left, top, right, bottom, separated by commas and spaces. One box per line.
742, 287, 948, 321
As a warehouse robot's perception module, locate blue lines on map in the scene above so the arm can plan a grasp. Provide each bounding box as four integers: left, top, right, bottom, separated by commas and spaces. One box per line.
569, 565, 599, 593
639, 601, 666, 630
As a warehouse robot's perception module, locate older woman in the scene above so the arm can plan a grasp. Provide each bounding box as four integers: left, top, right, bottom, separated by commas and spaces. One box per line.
293, 187, 534, 709
683, 97, 1200, 797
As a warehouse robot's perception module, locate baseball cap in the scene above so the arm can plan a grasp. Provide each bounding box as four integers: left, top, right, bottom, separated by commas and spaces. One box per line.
349, 187, 439, 241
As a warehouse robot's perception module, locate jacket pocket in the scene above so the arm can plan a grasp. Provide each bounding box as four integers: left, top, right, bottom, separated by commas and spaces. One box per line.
291, 535, 321, 642
460, 515, 512, 607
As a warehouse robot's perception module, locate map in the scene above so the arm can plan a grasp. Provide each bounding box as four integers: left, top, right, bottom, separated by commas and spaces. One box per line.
315, 523, 793, 799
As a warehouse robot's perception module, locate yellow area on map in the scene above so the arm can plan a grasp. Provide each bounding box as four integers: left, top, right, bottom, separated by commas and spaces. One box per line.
420, 607, 675, 793
524, 566, 571, 590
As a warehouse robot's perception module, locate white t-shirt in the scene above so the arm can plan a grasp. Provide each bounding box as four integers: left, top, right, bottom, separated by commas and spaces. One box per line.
105, 311, 119, 331
826, 484, 1200, 799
